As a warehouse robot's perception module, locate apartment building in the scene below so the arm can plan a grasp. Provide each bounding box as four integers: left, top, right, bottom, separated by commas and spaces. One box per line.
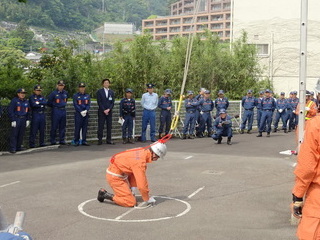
142, 0, 231, 41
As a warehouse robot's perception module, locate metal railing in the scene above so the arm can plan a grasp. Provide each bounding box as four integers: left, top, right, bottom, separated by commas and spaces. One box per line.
0, 100, 261, 152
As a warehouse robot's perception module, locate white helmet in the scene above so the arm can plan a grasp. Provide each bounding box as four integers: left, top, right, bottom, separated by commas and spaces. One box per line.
150, 142, 167, 159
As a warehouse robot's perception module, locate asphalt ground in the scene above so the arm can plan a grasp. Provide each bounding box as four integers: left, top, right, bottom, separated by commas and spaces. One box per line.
0, 130, 298, 240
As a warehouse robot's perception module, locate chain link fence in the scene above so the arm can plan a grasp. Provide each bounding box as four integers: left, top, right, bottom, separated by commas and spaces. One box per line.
0, 100, 257, 152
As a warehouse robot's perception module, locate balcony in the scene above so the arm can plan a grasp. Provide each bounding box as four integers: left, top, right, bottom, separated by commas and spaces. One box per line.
197, 17, 209, 23
170, 19, 181, 25
144, 22, 154, 28
197, 24, 208, 31
211, 14, 223, 21
156, 21, 168, 26
170, 27, 181, 33
211, 23, 223, 29
183, 26, 194, 32
183, 18, 193, 24
156, 29, 168, 34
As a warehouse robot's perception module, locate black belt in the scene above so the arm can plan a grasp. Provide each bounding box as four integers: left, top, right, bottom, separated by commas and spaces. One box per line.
144, 108, 155, 111
244, 109, 253, 111
33, 111, 44, 114
54, 107, 65, 110
202, 111, 211, 113
15, 115, 26, 119
187, 111, 195, 113
161, 109, 171, 111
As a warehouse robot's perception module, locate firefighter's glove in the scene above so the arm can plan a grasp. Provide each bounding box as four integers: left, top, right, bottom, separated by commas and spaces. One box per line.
305, 107, 310, 111
292, 194, 303, 219
11, 121, 17, 128
26, 120, 30, 127
81, 110, 87, 117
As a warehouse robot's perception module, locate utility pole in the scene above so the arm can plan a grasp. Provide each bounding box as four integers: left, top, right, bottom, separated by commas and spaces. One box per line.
298, 0, 308, 147
102, 0, 105, 12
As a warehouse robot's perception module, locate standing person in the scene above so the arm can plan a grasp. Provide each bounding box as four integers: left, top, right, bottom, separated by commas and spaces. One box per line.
72, 83, 91, 146
289, 91, 299, 131
273, 92, 288, 133
97, 78, 115, 145
158, 89, 172, 139
291, 116, 320, 239
310, 91, 316, 103
97, 141, 167, 207
29, 85, 47, 148
212, 109, 232, 145
8, 88, 30, 153
47, 80, 68, 145
195, 88, 206, 138
120, 88, 136, 144
182, 91, 199, 139
256, 89, 276, 137
240, 89, 256, 134
141, 83, 158, 143
295, 90, 317, 122
255, 91, 265, 131
199, 90, 214, 137
215, 90, 229, 117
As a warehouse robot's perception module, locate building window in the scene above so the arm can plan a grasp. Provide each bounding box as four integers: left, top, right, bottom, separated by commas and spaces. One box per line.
253, 44, 269, 56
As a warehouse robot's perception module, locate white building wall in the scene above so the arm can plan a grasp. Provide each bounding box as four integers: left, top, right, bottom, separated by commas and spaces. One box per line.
232, 0, 320, 95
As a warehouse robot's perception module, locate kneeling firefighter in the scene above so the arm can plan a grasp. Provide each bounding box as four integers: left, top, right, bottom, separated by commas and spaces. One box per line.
97, 141, 167, 207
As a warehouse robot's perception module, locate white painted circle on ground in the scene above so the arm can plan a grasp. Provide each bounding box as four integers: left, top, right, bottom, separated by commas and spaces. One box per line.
78, 196, 191, 223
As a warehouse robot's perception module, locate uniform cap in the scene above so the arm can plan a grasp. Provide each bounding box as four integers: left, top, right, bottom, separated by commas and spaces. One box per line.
187, 90, 194, 96
57, 80, 65, 86
219, 109, 227, 115
78, 82, 86, 87
164, 89, 172, 95
292, 91, 298, 95
247, 89, 253, 93
34, 85, 42, 91
289, 91, 293, 94
204, 90, 211, 94
17, 88, 27, 93
125, 88, 133, 93
265, 89, 271, 93
146, 83, 155, 89
200, 87, 206, 92
218, 90, 224, 94
306, 90, 311, 96
259, 91, 264, 94
310, 91, 314, 95
280, 92, 285, 95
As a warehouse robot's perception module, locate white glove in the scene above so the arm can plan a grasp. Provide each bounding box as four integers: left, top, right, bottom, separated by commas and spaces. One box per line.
80, 110, 87, 117
279, 109, 283, 113
200, 111, 204, 115
26, 120, 30, 127
11, 121, 16, 128
305, 107, 310, 111
146, 196, 156, 205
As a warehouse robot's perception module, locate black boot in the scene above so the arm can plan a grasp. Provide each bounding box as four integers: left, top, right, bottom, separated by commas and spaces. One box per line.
217, 137, 222, 144
188, 134, 194, 139
284, 129, 287, 133
273, 128, 277, 133
256, 132, 262, 137
267, 132, 270, 137
240, 129, 244, 134
227, 137, 232, 145
182, 134, 187, 139
128, 137, 134, 144
122, 138, 127, 144
247, 130, 251, 134
158, 133, 162, 139
97, 188, 114, 202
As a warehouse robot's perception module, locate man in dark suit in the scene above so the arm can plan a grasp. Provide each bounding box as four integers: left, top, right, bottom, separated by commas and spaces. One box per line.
97, 78, 115, 145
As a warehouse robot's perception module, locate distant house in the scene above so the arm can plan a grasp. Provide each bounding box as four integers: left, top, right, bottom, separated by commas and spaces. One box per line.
25, 52, 42, 63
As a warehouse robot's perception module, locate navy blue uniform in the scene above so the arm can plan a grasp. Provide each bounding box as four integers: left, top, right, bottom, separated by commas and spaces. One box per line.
47, 90, 68, 144
120, 98, 136, 139
183, 98, 200, 135
29, 94, 47, 147
255, 97, 264, 129
8, 97, 30, 152
212, 115, 233, 140
199, 98, 214, 134
215, 97, 229, 117
241, 96, 256, 131
73, 92, 91, 144
274, 98, 288, 130
195, 94, 204, 135
158, 96, 172, 136
97, 88, 115, 143
289, 97, 299, 130
259, 97, 276, 133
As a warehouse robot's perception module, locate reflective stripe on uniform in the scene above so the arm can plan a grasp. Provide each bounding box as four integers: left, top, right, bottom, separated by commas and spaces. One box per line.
106, 168, 128, 179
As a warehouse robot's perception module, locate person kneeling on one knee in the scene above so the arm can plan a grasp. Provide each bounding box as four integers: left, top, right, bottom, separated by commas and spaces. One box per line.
97, 141, 167, 207
212, 109, 233, 145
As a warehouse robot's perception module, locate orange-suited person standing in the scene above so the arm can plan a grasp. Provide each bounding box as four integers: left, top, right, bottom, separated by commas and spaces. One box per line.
97, 141, 167, 207
292, 116, 320, 239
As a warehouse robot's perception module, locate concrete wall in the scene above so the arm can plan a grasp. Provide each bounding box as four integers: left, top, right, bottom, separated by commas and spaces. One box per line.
232, 0, 320, 95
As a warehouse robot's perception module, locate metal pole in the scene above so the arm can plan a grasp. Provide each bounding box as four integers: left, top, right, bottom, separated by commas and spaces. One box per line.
230, 0, 234, 51
298, 0, 308, 147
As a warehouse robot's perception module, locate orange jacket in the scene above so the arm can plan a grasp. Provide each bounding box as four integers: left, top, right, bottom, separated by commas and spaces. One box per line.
293, 116, 320, 216
107, 148, 152, 201
295, 100, 317, 120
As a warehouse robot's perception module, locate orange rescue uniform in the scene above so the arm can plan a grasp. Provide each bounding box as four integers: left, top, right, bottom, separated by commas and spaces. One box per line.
295, 100, 317, 120
293, 116, 320, 239
106, 148, 152, 207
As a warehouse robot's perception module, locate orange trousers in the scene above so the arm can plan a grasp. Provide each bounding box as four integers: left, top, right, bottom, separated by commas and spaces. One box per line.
106, 174, 136, 207
297, 217, 320, 240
